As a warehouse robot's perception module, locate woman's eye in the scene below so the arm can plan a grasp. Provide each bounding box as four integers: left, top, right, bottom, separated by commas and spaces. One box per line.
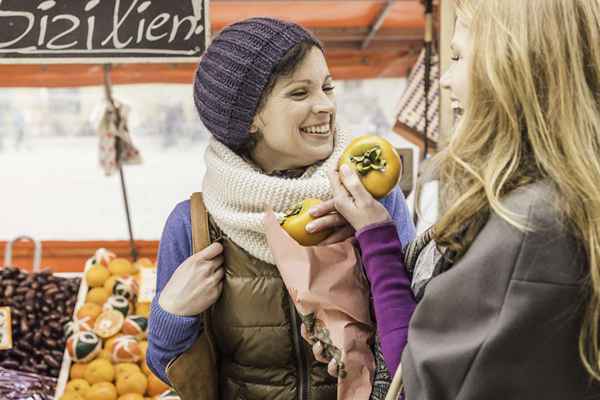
323, 85, 335, 93
450, 55, 460, 61
290, 91, 307, 98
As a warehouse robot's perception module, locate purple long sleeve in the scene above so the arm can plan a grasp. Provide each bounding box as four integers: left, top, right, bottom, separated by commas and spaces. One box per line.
356, 221, 416, 376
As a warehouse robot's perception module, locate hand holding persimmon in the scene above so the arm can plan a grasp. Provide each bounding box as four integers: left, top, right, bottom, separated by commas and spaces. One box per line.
338, 135, 402, 199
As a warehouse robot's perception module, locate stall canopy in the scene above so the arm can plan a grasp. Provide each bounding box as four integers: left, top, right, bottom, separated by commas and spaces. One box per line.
0, 0, 425, 87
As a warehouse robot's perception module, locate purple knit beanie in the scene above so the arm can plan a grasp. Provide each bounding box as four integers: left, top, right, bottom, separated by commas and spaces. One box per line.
193, 17, 322, 150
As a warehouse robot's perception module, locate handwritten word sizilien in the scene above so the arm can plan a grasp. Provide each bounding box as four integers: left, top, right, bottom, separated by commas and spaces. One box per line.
0, 0, 204, 54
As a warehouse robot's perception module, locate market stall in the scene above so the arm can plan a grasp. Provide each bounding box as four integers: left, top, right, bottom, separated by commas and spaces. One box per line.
0, 0, 432, 272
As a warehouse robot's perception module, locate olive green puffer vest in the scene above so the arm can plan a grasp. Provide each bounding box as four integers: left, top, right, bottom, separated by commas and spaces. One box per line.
167, 193, 337, 400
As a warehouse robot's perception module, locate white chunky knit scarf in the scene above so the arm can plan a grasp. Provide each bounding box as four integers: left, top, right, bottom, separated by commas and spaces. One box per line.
202, 131, 350, 264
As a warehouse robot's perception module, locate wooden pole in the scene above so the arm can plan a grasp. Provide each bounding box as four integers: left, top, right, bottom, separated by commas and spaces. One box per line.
103, 65, 138, 261
361, 0, 395, 50
423, 0, 434, 159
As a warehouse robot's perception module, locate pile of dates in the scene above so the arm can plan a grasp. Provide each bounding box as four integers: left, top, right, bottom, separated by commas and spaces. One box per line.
0, 267, 80, 378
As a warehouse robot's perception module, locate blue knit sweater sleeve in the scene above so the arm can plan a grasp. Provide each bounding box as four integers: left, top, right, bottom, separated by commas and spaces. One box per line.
146, 188, 415, 384
146, 200, 202, 385
380, 187, 417, 247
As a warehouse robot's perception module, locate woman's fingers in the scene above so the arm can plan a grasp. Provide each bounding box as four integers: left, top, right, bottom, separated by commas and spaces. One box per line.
210, 266, 225, 284
208, 255, 224, 271
327, 168, 352, 201
309, 198, 336, 218
191, 242, 224, 263
307, 212, 347, 233
319, 226, 355, 245
327, 168, 356, 218
338, 164, 372, 206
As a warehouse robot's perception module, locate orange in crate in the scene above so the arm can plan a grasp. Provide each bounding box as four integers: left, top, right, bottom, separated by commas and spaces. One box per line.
86, 265, 111, 287
87, 287, 111, 306
134, 302, 150, 318
121, 316, 147, 339
58, 392, 85, 400
84, 358, 115, 384
104, 275, 120, 293
137, 340, 148, 359
65, 379, 91, 397
146, 372, 170, 397
114, 362, 141, 379
97, 349, 112, 361
112, 336, 142, 363
115, 371, 147, 396
65, 317, 94, 338
104, 334, 125, 353
94, 248, 117, 267
77, 303, 103, 325
95, 310, 125, 338
86, 382, 118, 400
108, 258, 135, 277
117, 394, 144, 400
67, 331, 102, 363
70, 362, 88, 380
140, 358, 152, 376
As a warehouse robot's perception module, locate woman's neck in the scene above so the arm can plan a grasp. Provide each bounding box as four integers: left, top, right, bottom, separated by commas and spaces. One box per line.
251, 148, 302, 175
240, 152, 308, 177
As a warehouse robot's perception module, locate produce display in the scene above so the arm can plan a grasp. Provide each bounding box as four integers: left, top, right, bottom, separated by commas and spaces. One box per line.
338, 135, 403, 199
280, 198, 331, 246
0, 367, 58, 400
57, 250, 171, 400
0, 267, 80, 377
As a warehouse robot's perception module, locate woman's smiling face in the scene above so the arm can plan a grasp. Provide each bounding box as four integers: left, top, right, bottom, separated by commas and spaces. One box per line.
250, 46, 336, 173
440, 18, 473, 116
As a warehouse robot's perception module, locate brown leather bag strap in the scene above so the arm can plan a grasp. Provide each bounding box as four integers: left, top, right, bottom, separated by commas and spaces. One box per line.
190, 192, 211, 253
165, 192, 219, 400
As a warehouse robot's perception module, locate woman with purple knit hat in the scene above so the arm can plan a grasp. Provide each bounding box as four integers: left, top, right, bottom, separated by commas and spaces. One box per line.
146, 17, 416, 400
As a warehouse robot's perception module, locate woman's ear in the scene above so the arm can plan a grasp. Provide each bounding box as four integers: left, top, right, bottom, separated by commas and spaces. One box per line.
249, 114, 264, 135
249, 122, 259, 134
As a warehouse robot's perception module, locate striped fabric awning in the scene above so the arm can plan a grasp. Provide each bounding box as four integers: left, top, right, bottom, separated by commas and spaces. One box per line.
395, 48, 440, 146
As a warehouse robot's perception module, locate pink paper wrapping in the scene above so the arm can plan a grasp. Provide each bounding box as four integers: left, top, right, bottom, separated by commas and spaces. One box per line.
263, 210, 375, 400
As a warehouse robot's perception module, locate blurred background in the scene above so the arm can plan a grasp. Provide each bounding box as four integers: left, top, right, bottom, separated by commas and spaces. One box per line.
0, 0, 452, 271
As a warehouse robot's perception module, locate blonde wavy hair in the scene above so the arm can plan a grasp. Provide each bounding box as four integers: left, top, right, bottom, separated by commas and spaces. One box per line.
432, 0, 600, 380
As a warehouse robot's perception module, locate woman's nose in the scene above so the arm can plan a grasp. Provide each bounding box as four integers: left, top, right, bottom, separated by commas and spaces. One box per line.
312, 95, 335, 114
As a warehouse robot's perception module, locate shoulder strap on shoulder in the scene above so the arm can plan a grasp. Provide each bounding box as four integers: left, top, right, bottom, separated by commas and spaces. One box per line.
166, 193, 219, 400
190, 192, 210, 254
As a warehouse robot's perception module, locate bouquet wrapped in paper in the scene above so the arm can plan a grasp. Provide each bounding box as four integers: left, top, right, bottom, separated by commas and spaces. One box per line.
264, 210, 375, 400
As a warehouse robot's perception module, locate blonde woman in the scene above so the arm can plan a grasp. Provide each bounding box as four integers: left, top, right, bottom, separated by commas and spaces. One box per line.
328, 0, 600, 398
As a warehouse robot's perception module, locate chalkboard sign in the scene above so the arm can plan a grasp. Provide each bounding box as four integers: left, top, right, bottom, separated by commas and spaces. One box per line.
0, 0, 209, 64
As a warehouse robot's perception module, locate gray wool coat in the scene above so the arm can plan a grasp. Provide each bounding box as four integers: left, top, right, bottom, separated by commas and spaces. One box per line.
402, 181, 600, 400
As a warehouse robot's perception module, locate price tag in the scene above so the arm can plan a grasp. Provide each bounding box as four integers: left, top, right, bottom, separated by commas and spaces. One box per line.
0, 307, 13, 350
137, 267, 157, 303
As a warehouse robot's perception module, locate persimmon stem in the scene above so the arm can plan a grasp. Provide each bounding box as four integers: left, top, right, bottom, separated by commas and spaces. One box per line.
350, 146, 387, 175
280, 202, 304, 226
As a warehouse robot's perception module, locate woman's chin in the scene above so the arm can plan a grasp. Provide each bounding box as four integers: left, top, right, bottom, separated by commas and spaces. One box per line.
294, 149, 333, 169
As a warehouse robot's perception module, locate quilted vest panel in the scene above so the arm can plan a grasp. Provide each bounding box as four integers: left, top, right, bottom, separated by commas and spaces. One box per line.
211, 235, 337, 400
